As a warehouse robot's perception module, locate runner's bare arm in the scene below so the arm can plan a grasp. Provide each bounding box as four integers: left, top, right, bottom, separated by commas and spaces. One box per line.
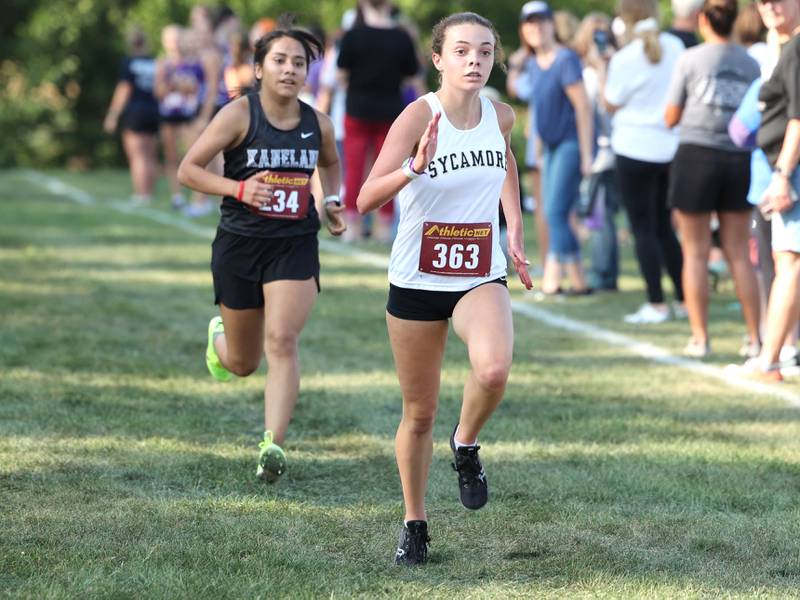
493, 101, 533, 290
314, 110, 342, 199
314, 109, 346, 235
356, 99, 436, 214
178, 98, 272, 207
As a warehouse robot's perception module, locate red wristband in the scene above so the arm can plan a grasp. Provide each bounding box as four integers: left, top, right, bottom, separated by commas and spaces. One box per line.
236, 180, 245, 202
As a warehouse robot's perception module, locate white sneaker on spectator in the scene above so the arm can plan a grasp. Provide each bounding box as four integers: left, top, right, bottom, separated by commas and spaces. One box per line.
779, 345, 798, 363
183, 201, 214, 218
738, 337, 762, 358
683, 338, 711, 358
130, 194, 152, 205
779, 346, 800, 377
624, 303, 669, 324
672, 301, 688, 320
170, 193, 187, 210
724, 357, 783, 382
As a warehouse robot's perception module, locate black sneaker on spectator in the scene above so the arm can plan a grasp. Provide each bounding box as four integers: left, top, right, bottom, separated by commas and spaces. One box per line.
450, 424, 488, 510
394, 520, 429, 566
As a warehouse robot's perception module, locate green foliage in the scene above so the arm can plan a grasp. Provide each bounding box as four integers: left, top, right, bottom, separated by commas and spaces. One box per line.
2, 0, 629, 168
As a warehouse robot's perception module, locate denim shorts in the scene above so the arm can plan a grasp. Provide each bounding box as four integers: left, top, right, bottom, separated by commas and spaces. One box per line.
772, 168, 800, 253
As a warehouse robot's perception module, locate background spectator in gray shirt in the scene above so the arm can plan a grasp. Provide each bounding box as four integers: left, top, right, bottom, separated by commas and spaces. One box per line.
664, 0, 760, 358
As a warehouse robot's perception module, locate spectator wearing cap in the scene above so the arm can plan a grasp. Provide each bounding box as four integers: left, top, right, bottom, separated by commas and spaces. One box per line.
508, 0, 593, 295
603, 0, 687, 324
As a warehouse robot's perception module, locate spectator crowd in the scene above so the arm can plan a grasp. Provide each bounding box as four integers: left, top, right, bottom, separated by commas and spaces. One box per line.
103, 0, 800, 382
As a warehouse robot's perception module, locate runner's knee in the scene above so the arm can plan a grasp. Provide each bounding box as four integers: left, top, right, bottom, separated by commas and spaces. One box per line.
264, 330, 299, 359
473, 361, 510, 391
401, 404, 437, 435
227, 357, 260, 377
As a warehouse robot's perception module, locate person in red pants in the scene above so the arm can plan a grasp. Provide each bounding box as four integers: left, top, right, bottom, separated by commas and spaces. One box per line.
337, 0, 420, 242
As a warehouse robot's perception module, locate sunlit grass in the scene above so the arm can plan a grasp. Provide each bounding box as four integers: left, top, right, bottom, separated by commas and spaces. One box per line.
2, 169, 800, 598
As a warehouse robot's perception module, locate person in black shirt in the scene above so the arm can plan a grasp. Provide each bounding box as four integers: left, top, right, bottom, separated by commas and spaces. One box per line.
178, 19, 346, 482
734, 0, 800, 381
337, 0, 420, 242
103, 28, 159, 203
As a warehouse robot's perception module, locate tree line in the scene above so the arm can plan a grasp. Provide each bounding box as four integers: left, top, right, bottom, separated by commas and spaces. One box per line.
1, 0, 617, 168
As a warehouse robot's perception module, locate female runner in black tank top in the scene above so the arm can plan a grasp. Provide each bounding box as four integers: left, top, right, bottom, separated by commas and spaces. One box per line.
178, 21, 345, 484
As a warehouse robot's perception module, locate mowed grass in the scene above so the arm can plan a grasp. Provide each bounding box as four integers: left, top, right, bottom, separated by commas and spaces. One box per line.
2, 169, 800, 599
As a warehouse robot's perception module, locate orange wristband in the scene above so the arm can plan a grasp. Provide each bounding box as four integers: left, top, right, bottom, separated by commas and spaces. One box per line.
236, 180, 245, 202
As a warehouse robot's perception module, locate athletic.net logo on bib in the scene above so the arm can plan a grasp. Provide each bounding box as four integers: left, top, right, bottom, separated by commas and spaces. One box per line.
250, 171, 311, 220
418, 221, 492, 277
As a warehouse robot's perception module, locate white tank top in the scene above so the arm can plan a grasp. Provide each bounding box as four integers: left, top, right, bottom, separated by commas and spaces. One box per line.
388, 92, 509, 291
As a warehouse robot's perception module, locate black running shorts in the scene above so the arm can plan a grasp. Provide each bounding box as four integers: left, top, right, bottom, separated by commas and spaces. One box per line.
386, 277, 508, 321
119, 104, 159, 134
211, 229, 320, 310
668, 144, 751, 214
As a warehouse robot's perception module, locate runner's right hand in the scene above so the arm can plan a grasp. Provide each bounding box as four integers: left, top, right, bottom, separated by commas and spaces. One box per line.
413, 112, 441, 173
239, 171, 274, 208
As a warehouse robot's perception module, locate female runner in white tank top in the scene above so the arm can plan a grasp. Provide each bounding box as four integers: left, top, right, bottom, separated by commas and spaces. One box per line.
357, 12, 533, 566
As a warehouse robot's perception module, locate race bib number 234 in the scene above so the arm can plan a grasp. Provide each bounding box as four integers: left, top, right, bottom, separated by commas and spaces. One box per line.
248, 171, 311, 220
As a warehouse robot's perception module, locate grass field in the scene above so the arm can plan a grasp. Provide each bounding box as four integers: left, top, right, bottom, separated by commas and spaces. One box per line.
2, 169, 800, 599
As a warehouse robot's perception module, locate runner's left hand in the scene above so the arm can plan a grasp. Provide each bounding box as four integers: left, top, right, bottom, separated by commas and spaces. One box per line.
508, 235, 533, 290
325, 202, 347, 236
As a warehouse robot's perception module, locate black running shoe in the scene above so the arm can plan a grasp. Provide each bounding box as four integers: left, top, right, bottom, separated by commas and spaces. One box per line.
394, 520, 429, 565
450, 424, 488, 510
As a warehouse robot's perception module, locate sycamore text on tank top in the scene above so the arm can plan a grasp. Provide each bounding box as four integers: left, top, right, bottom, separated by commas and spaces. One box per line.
388, 92, 509, 291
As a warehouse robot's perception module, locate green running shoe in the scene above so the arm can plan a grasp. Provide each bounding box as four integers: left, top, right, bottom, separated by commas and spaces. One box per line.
257, 430, 286, 483
206, 316, 232, 382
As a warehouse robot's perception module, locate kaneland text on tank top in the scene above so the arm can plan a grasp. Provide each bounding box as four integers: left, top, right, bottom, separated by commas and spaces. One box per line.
425, 148, 507, 178
246, 148, 319, 170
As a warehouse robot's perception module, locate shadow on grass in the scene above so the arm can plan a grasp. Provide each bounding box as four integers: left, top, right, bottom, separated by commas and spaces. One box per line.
4, 435, 800, 594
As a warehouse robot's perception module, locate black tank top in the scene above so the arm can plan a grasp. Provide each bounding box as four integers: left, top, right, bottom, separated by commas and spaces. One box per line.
219, 94, 321, 238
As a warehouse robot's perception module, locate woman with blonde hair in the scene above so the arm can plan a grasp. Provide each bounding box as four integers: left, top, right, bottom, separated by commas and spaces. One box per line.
734, 1, 769, 66
554, 10, 581, 46
574, 12, 622, 291
604, 0, 687, 323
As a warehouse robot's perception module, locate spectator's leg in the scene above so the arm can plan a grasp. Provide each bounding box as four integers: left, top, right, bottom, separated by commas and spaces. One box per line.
719, 210, 761, 346
675, 211, 712, 347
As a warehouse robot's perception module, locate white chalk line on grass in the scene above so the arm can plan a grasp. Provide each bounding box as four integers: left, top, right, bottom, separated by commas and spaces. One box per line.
24, 171, 800, 406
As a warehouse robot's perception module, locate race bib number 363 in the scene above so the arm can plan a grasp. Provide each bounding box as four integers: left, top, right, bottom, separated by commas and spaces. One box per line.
418, 221, 492, 277
249, 171, 311, 220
